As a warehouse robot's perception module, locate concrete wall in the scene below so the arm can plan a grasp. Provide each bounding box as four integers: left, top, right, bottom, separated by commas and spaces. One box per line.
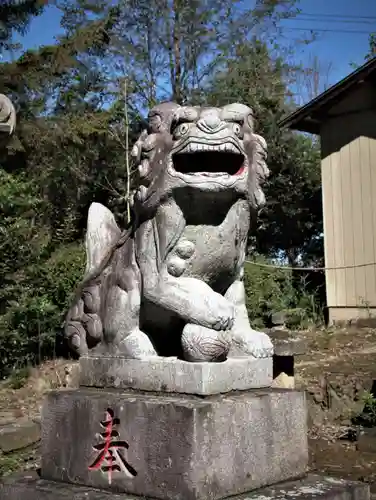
320, 81, 376, 324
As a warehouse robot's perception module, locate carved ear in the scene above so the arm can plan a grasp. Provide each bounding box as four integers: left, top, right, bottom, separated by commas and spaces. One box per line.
246, 133, 269, 210
171, 106, 199, 127
148, 101, 181, 133
85, 203, 121, 275
221, 103, 253, 130
252, 134, 269, 182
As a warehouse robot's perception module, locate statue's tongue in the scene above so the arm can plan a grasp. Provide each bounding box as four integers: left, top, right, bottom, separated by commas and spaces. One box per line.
236, 165, 245, 175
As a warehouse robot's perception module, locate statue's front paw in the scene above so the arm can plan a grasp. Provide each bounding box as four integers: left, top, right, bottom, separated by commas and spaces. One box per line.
231, 329, 273, 359
203, 294, 235, 331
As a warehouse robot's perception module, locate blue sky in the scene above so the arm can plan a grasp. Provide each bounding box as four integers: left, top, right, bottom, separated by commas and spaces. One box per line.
8, 0, 376, 106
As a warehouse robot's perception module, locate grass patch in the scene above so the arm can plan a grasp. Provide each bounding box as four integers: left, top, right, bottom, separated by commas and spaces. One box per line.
0, 444, 39, 477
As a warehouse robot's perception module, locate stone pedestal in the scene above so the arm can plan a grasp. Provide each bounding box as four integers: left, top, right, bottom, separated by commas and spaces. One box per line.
79, 355, 273, 395
40, 387, 307, 500
0, 355, 370, 500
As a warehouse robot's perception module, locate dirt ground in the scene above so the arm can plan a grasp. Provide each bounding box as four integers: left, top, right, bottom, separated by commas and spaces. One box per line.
1, 327, 376, 487
296, 327, 376, 492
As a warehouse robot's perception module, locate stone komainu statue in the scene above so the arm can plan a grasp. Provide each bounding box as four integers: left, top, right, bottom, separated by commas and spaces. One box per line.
0, 94, 16, 137
64, 102, 274, 362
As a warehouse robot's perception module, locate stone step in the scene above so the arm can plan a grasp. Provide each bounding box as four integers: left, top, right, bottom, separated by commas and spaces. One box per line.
0, 473, 370, 500
268, 330, 307, 357
0, 420, 41, 453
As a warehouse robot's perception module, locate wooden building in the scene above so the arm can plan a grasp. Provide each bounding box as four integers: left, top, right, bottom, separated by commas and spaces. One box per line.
279, 57, 376, 325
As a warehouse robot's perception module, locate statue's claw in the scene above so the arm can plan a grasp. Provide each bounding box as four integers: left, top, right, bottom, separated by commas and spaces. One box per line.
213, 316, 234, 331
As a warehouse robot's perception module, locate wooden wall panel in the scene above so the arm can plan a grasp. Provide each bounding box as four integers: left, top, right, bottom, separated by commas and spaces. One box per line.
310, 82, 376, 317
331, 146, 348, 307
358, 136, 376, 306
321, 153, 336, 306
349, 138, 366, 305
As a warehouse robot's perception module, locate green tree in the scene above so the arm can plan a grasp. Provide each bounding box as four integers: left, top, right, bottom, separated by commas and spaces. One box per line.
366, 33, 376, 61
0, 4, 135, 231
206, 39, 322, 265
0, 8, 136, 376
56, 0, 301, 111
0, 0, 46, 54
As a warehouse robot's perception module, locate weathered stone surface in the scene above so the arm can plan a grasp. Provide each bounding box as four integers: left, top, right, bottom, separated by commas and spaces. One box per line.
0, 472, 137, 499
268, 331, 307, 357
271, 312, 286, 327
79, 355, 272, 395
0, 473, 370, 500
41, 387, 307, 500
0, 420, 41, 453
268, 332, 306, 389
357, 428, 376, 453
239, 475, 370, 500
0, 411, 16, 427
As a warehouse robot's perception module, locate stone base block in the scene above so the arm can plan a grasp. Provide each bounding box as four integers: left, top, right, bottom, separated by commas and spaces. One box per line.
0, 420, 40, 453
79, 355, 272, 395
40, 387, 307, 500
268, 331, 307, 390
0, 473, 370, 500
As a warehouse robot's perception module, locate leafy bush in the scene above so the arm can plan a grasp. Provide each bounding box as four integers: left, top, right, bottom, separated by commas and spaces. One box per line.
0, 243, 85, 378
7, 366, 31, 390
244, 255, 323, 329
352, 390, 376, 427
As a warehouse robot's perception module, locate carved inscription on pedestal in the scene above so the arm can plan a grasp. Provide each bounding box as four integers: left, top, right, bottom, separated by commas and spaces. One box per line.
88, 408, 137, 484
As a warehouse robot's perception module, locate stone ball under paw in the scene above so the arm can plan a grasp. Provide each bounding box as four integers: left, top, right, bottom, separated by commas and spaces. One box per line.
181, 324, 231, 362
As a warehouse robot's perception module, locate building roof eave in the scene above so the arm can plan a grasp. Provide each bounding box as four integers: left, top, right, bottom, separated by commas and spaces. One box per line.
278, 57, 376, 134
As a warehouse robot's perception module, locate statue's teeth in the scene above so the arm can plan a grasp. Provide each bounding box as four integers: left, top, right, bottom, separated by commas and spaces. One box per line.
179, 142, 240, 154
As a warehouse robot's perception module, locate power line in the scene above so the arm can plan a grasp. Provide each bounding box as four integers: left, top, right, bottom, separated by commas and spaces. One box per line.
296, 12, 376, 20
288, 17, 376, 25
285, 27, 372, 34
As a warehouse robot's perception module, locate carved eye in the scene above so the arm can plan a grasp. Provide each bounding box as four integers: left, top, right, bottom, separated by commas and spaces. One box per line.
175, 122, 190, 136
233, 123, 241, 136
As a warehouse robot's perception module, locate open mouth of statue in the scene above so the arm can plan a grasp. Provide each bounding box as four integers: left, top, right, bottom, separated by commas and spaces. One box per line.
172, 143, 245, 176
